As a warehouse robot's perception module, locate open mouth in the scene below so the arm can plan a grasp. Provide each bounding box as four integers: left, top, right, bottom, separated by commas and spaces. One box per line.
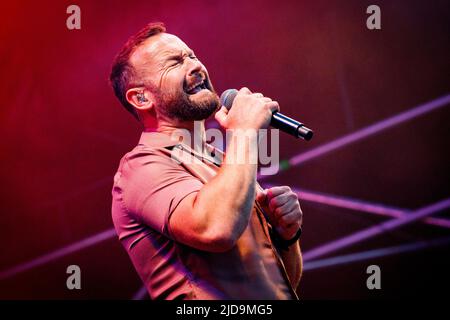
185, 79, 209, 95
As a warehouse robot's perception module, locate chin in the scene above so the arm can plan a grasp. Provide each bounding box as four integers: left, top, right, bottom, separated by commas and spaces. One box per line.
188, 90, 217, 104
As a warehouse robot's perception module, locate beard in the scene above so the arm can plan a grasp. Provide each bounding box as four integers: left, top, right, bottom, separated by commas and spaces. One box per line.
155, 81, 220, 122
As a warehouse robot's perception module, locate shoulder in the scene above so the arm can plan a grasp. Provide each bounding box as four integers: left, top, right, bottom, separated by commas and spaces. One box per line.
114, 145, 186, 185
123, 144, 173, 168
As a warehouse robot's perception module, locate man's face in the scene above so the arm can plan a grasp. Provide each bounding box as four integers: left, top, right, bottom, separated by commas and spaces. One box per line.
130, 33, 220, 122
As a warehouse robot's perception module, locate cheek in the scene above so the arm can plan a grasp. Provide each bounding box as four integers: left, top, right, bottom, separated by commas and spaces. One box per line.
163, 72, 185, 93
158, 67, 182, 88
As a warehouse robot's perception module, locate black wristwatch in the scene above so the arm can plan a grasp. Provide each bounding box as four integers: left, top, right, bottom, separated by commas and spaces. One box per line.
270, 226, 302, 251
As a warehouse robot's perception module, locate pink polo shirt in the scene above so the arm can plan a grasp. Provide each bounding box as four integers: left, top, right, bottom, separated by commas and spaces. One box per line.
111, 131, 296, 300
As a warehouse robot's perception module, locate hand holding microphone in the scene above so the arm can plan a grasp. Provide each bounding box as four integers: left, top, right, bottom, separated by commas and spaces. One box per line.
214, 87, 280, 131
218, 88, 314, 141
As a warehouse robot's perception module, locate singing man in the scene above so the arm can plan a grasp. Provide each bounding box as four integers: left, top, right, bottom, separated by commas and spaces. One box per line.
110, 22, 303, 300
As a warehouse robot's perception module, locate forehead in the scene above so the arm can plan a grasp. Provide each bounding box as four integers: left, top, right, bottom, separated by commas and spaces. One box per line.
130, 33, 191, 67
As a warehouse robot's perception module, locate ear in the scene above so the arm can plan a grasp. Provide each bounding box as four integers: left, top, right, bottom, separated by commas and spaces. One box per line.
126, 87, 155, 112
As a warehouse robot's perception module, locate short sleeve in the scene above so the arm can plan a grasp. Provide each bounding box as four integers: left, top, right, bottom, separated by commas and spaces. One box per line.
119, 147, 204, 239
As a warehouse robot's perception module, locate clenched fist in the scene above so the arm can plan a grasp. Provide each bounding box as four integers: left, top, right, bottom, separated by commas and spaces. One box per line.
256, 186, 303, 241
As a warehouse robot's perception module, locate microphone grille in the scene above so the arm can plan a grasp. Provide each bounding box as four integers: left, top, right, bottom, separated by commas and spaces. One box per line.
220, 89, 238, 110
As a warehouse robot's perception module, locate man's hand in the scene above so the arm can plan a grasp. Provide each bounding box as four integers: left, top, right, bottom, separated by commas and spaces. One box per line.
215, 87, 280, 131
256, 186, 303, 241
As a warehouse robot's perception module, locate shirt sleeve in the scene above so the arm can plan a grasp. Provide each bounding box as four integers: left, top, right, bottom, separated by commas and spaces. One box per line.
118, 147, 204, 239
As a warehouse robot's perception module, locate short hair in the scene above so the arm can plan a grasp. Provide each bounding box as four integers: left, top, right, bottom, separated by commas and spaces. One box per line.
109, 22, 166, 120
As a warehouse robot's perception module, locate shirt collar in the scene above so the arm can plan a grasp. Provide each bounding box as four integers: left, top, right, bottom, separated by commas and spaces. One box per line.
138, 130, 223, 165
138, 131, 179, 149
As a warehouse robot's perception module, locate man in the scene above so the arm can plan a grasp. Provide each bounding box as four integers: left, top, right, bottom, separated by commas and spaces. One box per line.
110, 22, 303, 300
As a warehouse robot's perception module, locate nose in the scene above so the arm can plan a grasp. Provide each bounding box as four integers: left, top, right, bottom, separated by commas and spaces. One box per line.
186, 57, 203, 77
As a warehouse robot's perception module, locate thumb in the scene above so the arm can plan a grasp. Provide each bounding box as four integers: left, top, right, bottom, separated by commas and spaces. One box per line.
256, 188, 268, 205
214, 106, 228, 127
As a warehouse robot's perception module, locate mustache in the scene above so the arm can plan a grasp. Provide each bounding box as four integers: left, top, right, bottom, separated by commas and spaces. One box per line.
183, 74, 214, 92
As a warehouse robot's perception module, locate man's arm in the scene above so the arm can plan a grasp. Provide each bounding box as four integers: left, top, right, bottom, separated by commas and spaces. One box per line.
168, 88, 280, 252
256, 186, 304, 288
280, 241, 302, 289
169, 131, 258, 252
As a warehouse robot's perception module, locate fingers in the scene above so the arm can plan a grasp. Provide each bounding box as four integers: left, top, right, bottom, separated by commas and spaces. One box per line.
266, 185, 300, 217
256, 188, 268, 204
237, 88, 279, 112
214, 106, 228, 126
268, 193, 291, 211
225, 87, 280, 131
276, 211, 301, 228
266, 101, 280, 113
270, 198, 299, 218
252, 93, 279, 113
238, 87, 252, 95
265, 185, 303, 238
267, 186, 293, 199
272, 203, 303, 231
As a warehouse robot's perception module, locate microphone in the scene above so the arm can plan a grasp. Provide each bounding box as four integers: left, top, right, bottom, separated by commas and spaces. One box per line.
220, 89, 314, 141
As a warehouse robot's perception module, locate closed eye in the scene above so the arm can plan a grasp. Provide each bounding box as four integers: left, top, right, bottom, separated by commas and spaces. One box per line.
166, 52, 197, 67
168, 57, 183, 67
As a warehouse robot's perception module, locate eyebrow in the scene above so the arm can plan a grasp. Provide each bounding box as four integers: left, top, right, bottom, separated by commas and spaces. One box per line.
164, 49, 195, 62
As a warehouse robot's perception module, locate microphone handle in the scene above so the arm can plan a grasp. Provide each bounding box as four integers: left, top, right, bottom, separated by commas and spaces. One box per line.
271, 112, 314, 141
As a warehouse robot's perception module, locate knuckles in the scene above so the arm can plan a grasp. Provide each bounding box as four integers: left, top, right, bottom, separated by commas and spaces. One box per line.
235, 89, 280, 114
239, 87, 251, 94
288, 192, 298, 201
265, 186, 303, 228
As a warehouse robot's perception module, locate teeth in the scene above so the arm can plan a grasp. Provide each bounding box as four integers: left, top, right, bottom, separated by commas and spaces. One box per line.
187, 80, 205, 92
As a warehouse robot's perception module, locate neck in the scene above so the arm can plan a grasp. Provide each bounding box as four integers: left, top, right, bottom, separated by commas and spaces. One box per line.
145, 118, 207, 154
